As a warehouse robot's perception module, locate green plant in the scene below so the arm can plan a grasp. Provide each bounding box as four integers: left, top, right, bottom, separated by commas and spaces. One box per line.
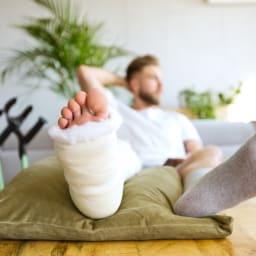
179, 89, 216, 119
179, 83, 241, 119
0, 0, 129, 99
218, 82, 241, 106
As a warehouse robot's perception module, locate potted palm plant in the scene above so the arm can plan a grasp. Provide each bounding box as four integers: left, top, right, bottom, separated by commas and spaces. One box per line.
0, 0, 129, 99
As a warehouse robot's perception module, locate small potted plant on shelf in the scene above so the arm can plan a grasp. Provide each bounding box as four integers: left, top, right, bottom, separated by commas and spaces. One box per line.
179, 89, 216, 119
215, 83, 241, 120
179, 83, 241, 119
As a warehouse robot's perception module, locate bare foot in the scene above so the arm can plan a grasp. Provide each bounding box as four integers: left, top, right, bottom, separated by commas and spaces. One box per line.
58, 89, 109, 129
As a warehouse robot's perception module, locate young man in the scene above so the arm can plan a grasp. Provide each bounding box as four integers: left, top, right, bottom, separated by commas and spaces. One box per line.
49, 55, 256, 219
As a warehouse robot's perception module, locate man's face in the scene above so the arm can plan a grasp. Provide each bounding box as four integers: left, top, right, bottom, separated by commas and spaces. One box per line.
132, 65, 163, 106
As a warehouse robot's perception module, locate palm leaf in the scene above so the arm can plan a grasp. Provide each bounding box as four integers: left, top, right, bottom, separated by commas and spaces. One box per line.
16, 24, 58, 47
33, 0, 72, 22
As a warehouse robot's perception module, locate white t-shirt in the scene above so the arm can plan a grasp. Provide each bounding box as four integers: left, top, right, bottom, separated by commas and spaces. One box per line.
106, 90, 201, 167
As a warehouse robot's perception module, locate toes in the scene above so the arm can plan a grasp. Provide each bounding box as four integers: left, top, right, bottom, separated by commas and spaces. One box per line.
58, 117, 69, 129
75, 91, 88, 117
75, 91, 87, 106
61, 107, 73, 120
58, 90, 109, 129
68, 99, 81, 119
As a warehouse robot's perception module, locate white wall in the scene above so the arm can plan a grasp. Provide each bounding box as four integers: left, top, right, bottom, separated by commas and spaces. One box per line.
0, 0, 256, 126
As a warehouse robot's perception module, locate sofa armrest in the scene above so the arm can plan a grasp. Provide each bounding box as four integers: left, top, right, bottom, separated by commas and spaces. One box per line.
192, 120, 256, 159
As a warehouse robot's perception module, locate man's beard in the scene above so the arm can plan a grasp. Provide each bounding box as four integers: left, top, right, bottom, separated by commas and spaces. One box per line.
139, 90, 160, 106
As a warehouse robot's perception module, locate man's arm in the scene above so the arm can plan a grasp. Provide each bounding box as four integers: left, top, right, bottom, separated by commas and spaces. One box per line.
77, 65, 127, 93
184, 140, 203, 154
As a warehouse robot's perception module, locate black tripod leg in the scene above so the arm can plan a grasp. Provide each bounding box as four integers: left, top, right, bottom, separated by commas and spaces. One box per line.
4, 98, 17, 113
15, 106, 33, 124
23, 117, 47, 144
0, 127, 12, 145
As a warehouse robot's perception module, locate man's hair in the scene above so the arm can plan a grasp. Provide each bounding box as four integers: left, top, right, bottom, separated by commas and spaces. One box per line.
125, 55, 159, 82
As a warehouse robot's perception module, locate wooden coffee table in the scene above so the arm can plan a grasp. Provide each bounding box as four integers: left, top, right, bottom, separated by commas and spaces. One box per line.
1, 198, 256, 256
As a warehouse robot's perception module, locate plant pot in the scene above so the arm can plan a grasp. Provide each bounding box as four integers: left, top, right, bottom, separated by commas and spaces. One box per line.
215, 104, 233, 120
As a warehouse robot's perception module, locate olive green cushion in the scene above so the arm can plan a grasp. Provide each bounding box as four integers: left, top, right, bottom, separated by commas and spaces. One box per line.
0, 157, 232, 241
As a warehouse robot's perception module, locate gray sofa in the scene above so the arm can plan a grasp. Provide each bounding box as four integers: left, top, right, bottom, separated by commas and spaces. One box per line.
0, 120, 255, 185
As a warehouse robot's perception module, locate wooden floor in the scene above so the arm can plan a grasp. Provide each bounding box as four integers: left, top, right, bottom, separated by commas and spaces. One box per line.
223, 198, 256, 256
1, 198, 256, 256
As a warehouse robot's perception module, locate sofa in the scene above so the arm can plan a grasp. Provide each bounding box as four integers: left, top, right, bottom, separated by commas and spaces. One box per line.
0, 120, 255, 185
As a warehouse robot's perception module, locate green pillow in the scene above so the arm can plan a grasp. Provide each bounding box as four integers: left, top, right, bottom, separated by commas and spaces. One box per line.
0, 157, 232, 241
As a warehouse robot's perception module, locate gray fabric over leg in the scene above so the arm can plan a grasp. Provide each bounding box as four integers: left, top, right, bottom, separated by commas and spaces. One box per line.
174, 134, 256, 217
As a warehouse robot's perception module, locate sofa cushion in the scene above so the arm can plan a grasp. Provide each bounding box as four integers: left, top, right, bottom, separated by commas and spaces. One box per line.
0, 157, 232, 241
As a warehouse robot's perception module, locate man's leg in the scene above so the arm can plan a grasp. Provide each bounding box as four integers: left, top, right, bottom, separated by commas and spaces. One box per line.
174, 135, 256, 217
176, 146, 222, 191
49, 90, 142, 219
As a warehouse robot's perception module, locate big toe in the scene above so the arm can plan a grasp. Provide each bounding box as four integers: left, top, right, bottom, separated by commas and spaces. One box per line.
75, 91, 87, 106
